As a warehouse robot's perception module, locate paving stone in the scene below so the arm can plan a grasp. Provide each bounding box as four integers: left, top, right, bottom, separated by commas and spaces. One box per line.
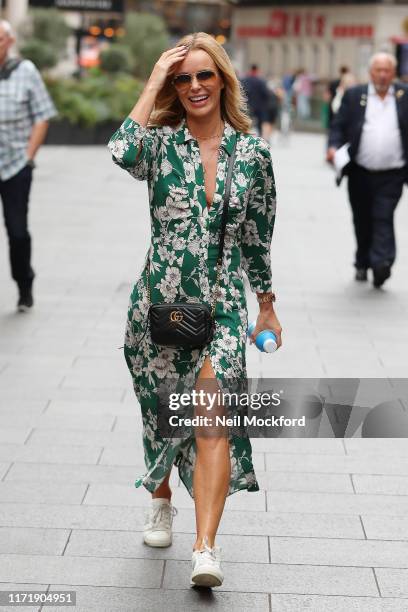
269, 536, 408, 568
65, 530, 269, 563
270, 594, 408, 611
0, 444, 102, 465
0, 482, 87, 505
0, 554, 162, 588
267, 490, 408, 516
163, 560, 378, 595
0, 526, 69, 555
27, 429, 143, 448
353, 474, 408, 495
257, 471, 353, 493
46, 585, 269, 611
362, 515, 408, 541
4, 463, 142, 485
375, 568, 408, 598
265, 452, 408, 475
0, 503, 364, 539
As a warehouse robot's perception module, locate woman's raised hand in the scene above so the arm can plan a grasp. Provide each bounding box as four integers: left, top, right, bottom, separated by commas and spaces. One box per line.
148, 46, 189, 92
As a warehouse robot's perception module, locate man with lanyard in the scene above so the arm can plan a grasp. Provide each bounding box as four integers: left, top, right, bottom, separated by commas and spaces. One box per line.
327, 52, 408, 288
0, 20, 57, 311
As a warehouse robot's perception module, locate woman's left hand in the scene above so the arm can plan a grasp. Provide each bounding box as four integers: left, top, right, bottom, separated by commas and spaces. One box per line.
249, 305, 283, 349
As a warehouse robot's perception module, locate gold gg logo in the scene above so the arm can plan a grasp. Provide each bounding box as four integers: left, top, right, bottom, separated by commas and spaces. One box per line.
170, 310, 183, 323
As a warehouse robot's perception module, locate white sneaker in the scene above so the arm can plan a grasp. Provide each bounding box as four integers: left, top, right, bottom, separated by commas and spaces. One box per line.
143, 497, 177, 547
190, 536, 224, 587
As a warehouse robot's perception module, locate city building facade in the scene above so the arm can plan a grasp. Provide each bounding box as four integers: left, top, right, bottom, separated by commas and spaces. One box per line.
230, 1, 408, 80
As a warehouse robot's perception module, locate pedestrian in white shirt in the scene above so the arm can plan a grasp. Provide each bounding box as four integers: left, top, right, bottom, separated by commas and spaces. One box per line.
327, 53, 408, 288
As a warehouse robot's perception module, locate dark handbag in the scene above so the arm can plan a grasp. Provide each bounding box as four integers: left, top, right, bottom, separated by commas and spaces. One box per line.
147, 136, 237, 349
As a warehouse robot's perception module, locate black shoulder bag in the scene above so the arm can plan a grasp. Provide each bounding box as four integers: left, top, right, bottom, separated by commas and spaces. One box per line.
147, 137, 237, 349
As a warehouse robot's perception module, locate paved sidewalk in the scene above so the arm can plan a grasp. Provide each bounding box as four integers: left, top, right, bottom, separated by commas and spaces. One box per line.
0, 134, 408, 611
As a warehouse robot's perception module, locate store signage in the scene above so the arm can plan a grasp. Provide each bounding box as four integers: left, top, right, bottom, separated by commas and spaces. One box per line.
236, 10, 326, 39
29, 0, 124, 11
332, 24, 373, 38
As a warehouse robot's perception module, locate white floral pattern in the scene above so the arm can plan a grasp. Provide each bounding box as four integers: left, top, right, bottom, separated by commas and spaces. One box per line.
108, 116, 276, 498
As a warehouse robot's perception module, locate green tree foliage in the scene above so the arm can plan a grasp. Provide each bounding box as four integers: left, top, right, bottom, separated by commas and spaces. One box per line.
19, 39, 57, 71
45, 74, 144, 127
19, 9, 70, 70
122, 13, 169, 79
99, 44, 132, 74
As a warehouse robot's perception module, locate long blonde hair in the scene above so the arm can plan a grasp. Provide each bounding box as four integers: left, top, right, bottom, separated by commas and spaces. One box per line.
149, 32, 251, 133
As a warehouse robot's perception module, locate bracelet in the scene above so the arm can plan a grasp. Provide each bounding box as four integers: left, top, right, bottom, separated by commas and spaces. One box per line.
256, 292, 276, 304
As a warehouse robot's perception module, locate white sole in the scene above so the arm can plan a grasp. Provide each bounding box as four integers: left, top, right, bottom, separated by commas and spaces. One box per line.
143, 534, 172, 548
191, 568, 223, 588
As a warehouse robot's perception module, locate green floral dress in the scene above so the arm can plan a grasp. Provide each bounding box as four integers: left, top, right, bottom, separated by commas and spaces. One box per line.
108, 116, 276, 498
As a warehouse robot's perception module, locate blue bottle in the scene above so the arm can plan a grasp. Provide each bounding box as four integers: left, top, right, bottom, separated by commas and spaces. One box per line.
247, 321, 278, 353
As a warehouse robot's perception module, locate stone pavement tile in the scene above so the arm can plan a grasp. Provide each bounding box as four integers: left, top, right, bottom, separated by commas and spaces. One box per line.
269, 536, 408, 568
257, 471, 353, 493
375, 568, 408, 598
270, 594, 408, 612
265, 452, 408, 475
27, 429, 143, 448
0, 482, 87, 505
46, 585, 269, 612
0, 503, 363, 539
0, 387, 125, 402
0, 554, 163, 589
0, 526, 69, 555
0, 400, 47, 414
84, 483, 266, 512
353, 475, 408, 495
0, 414, 116, 432
0, 444, 102, 465
5, 463, 141, 485
0, 428, 31, 444
163, 560, 378, 596
345, 439, 408, 456
251, 438, 345, 454
267, 491, 408, 516
65, 530, 269, 563
362, 515, 408, 541
0, 462, 11, 479
0, 584, 47, 612
45, 400, 137, 417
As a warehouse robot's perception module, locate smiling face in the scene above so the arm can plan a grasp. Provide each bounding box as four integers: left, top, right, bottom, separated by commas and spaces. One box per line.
172, 49, 224, 120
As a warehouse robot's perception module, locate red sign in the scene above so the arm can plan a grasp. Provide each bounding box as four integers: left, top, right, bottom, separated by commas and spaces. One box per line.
236, 10, 326, 39
333, 24, 374, 38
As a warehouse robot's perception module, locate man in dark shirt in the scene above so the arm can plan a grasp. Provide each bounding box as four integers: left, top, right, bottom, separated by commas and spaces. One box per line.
241, 64, 269, 136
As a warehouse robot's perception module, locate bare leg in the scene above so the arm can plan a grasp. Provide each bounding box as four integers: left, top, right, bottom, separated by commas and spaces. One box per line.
152, 471, 172, 501
193, 355, 230, 550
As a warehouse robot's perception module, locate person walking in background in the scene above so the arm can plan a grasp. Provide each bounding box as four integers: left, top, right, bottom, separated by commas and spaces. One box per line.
240, 64, 269, 136
326, 66, 354, 127
327, 52, 408, 288
261, 75, 282, 144
108, 32, 281, 588
293, 68, 312, 120
0, 20, 56, 312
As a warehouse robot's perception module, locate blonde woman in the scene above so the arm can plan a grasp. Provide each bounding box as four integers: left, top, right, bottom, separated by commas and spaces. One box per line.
108, 32, 282, 588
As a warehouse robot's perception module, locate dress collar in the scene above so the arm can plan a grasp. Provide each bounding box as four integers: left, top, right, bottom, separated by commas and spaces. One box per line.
174, 117, 236, 155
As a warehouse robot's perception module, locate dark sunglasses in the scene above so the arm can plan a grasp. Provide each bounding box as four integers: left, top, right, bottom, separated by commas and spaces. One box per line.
172, 70, 217, 89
